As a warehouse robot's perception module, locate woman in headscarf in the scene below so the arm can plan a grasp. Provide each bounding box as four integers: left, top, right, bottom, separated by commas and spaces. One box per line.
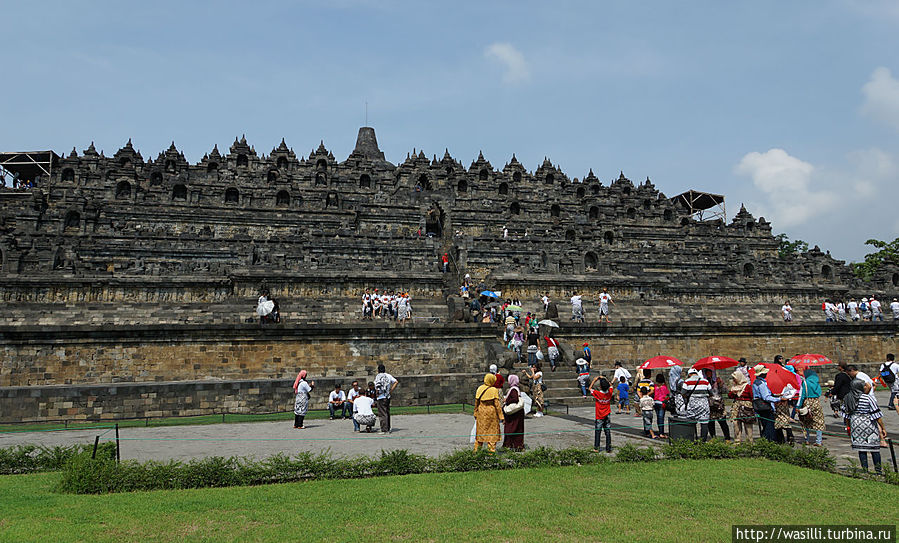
502, 374, 525, 451
668, 365, 684, 396
703, 368, 731, 441
680, 368, 712, 441
844, 378, 887, 473
292, 370, 315, 429
728, 370, 754, 443
474, 374, 504, 452
796, 367, 825, 446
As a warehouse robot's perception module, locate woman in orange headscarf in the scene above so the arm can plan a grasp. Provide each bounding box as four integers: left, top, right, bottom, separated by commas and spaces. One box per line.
474, 374, 504, 452
292, 370, 315, 429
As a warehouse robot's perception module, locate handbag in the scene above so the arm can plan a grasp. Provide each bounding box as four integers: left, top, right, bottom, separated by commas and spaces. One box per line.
540, 383, 547, 392
503, 398, 524, 415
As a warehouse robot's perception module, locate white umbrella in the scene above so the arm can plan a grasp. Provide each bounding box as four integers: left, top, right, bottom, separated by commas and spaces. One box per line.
537, 319, 559, 328
256, 299, 275, 317
521, 391, 533, 414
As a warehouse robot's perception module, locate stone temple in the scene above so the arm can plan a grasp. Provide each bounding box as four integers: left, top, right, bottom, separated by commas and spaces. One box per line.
0, 127, 896, 423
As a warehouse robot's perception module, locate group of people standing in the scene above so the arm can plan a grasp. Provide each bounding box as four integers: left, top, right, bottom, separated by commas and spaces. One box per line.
570, 288, 615, 323
291, 364, 399, 433
361, 289, 412, 324
473, 366, 531, 452
809, 296, 899, 323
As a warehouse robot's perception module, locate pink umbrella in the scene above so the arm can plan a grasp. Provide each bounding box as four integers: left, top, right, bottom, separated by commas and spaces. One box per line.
639, 355, 683, 370
693, 356, 740, 371
788, 353, 833, 369
749, 363, 800, 395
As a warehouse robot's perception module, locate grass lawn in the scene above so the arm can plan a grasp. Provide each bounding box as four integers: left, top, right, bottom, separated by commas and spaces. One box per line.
1, 458, 895, 543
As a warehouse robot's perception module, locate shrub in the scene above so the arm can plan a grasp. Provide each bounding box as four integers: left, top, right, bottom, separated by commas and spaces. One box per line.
370, 449, 429, 476
0, 443, 115, 475
615, 444, 656, 463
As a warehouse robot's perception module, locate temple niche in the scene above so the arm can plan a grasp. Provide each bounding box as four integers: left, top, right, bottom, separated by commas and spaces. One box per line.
0, 126, 856, 304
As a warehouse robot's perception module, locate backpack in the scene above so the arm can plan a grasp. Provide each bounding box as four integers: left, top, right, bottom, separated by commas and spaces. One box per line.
860, 301, 868, 311
880, 363, 896, 385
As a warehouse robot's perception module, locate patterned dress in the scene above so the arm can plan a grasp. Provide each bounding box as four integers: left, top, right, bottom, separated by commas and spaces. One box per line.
293, 380, 311, 416
799, 396, 825, 432
849, 395, 883, 453
774, 401, 792, 430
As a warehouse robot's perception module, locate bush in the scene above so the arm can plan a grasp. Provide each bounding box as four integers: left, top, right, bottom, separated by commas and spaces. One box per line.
660, 439, 837, 473
615, 444, 656, 463
662, 439, 738, 460
0, 443, 115, 475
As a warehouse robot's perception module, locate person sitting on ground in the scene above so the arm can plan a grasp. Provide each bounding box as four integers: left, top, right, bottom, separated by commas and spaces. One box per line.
616, 376, 630, 415
352, 388, 377, 433
328, 383, 350, 420
589, 375, 614, 453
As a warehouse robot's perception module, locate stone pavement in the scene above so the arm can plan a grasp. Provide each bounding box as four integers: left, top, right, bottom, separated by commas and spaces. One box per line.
2, 390, 898, 468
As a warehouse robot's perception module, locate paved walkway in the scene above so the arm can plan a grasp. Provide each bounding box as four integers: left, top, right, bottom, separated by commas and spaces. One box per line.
2, 391, 898, 468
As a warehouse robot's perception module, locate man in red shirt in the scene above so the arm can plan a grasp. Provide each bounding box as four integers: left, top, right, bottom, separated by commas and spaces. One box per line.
589, 375, 614, 452
441, 253, 449, 273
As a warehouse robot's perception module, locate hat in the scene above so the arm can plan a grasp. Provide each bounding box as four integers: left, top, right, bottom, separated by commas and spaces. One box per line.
752, 364, 769, 376
738, 357, 747, 363
583, 342, 589, 347
687, 368, 699, 375
575, 358, 587, 366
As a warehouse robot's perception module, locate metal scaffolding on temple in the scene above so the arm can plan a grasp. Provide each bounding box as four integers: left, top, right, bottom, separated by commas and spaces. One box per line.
671, 189, 726, 222
0, 150, 59, 188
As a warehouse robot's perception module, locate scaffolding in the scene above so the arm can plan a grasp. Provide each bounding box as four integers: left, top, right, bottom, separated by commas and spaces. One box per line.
0, 150, 59, 188
671, 189, 726, 222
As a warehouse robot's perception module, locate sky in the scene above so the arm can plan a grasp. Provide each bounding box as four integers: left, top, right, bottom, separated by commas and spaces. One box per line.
2, 0, 898, 262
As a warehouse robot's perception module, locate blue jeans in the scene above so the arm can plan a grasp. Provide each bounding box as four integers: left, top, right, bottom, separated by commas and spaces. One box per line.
654, 404, 666, 434
757, 410, 776, 441
329, 402, 350, 418
594, 417, 611, 451
352, 413, 360, 431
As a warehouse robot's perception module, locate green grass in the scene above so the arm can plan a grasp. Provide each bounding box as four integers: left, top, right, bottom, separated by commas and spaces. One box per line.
0, 404, 466, 434
1, 458, 895, 543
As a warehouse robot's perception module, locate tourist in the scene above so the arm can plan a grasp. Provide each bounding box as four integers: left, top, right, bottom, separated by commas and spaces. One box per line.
796, 367, 825, 446
781, 301, 793, 323
871, 296, 884, 321
846, 364, 877, 404
589, 376, 614, 453
328, 383, 350, 420
366, 381, 377, 400
542, 293, 549, 312
292, 370, 314, 429
891, 299, 899, 321
736, 357, 750, 380
844, 378, 887, 473
545, 334, 560, 372
598, 287, 615, 324
728, 370, 754, 443
775, 380, 797, 445
526, 326, 540, 366
612, 361, 631, 386
374, 364, 398, 433
751, 365, 777, 441
879, 354, 899, 414
860, 298, 872, 321
836, 301, 847, 322
502, 374, 525, 451
703, 368, 730, 441
668, 365, 684, 395
616, 376, 630, 414
397, 293, 409, 325
823, 299, 836, 323
441, 252, 448, 273
679, 368, 712, 441
473, 374, 504, 452
576, 358, 591, 398
489, 363, 505, 388
583, 342, 592, 365
847, 298, 860, 321
571, 292, 584, 322
353, 388, 377, 432
653, 374, 669, 438
524, 363, 545, 417
638, 386, 656, 438
347, 381, 362, 431
510, 326, 524, 363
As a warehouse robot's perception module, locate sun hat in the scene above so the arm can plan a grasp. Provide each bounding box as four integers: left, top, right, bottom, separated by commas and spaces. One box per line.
752, 364, 769, 376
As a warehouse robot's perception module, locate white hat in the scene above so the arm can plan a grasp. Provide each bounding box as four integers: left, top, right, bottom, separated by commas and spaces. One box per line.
687, 368, 699, 375
488, 364, 498, 374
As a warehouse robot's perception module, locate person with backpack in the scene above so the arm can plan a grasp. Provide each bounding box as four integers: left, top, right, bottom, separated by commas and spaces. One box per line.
879, 353, 899, 414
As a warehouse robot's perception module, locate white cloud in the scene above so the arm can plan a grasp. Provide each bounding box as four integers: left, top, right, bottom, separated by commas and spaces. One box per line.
484, 42, 530, 84
861, 67, 899, 131
734, 149, 838, 228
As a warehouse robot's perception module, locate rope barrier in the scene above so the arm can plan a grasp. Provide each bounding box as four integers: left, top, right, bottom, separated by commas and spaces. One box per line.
0, 424, 116, 435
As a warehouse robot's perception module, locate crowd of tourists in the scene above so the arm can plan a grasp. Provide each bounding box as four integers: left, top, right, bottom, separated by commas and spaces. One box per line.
812, 296, 899, 323
360, 289, 413, 324
291, 364, 399, 433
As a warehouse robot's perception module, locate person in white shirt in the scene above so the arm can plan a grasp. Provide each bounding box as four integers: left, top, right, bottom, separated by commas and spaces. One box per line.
781, 301, 793, 322
328, 383, 349, 419
347, 381, 362, 431
612, 361, 632, 386
891, 299, 899, 321
541, 294, 549, 312
871, 296, 884, 321
847, 298, 860, 321
836, 301, 847, 322
878, 354, 899, 415
848, 365, 879, 404
570, 293, 584, 322
823, 300, 836, 322
598, 288, 615, 324
352, 387, 377, 432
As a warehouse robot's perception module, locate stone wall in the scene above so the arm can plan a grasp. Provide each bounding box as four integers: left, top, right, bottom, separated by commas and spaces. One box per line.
0, 374, 481, 423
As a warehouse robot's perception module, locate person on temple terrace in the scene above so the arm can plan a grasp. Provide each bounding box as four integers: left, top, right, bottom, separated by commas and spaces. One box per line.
374, 364, 398, 433
598, 287, 615, 324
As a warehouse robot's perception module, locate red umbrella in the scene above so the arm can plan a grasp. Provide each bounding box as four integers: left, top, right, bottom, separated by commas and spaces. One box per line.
748, 363, 800, 395
693, 356, 740, 371
788, 353, 833, 368
639, 355, 683, 370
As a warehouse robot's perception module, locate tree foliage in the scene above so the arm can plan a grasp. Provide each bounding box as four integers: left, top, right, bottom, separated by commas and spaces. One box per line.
775, 233, 808, 258
851, 238, 899, 281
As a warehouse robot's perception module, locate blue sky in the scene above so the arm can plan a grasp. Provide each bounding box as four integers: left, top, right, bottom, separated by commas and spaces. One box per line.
2, 0, 898, 261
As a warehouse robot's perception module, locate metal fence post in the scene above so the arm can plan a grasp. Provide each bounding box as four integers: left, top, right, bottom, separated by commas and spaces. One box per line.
115, 423, 120, 463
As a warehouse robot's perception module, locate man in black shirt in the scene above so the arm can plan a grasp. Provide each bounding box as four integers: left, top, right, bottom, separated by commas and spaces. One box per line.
832, 363, 852, 400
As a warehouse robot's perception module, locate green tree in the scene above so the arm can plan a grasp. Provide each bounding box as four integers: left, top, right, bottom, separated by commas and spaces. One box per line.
851, 237, 899, 281
775, 233, 808, 258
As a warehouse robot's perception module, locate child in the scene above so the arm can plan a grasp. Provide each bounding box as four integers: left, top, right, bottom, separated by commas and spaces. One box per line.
589, 375, 614, 453
616, 376, 630, 414
576, 358, 591, 398
638, 388, 657, 438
